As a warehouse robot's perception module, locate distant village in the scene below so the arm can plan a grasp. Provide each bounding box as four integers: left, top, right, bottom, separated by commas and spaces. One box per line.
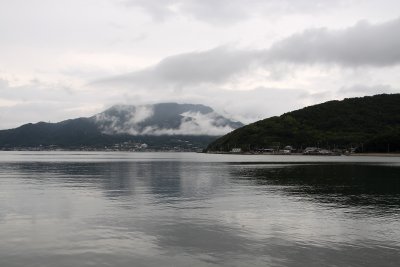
227, 145, 355, 155
1, 142, 360, 155
0, 141, 204, 152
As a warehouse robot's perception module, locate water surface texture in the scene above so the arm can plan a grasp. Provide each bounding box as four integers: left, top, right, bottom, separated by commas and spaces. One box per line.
1, 152, 399, 266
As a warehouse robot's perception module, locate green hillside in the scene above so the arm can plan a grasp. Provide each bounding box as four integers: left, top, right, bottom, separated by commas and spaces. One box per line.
206, 94, 400, 153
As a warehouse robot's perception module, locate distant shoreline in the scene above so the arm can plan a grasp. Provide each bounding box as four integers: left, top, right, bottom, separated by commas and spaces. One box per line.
0, 150, 399, 156
349, 153, 400, 157
205, 151, 400, 157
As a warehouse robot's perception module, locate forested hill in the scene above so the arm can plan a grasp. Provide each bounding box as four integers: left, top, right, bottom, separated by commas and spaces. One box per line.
206, 94, 400, 153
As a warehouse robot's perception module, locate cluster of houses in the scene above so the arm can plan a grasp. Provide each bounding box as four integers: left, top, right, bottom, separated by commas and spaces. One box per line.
230, 146, 347, 155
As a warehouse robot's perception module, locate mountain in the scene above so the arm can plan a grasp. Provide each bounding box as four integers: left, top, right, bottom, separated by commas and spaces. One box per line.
206, 94, 400, 153
95, 103, 243, 135
0, 103, 243, 150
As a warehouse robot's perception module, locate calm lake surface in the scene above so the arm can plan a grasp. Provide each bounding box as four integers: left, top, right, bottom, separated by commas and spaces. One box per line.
1, 151, 399, 267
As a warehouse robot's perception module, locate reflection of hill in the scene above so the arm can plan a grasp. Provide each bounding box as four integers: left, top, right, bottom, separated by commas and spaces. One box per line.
9, 161, 400, 210
2, 159, 400, 266
9, 161, 225, 200
232, 163, 400, 210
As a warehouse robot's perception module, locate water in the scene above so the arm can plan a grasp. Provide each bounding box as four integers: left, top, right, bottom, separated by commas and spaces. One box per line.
0, 152, 399, 266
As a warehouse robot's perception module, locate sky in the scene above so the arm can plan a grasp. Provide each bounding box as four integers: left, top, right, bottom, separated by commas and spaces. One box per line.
1, 0, 400, 129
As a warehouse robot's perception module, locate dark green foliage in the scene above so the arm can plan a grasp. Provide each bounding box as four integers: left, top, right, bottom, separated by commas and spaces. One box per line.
207, 94, 400, 153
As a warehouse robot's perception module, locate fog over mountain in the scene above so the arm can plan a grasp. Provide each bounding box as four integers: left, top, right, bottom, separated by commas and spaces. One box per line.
0, 103, 243, 149
94, 103, 243, 136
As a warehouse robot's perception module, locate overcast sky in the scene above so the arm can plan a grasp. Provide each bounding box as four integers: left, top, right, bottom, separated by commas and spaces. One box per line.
1, 0, 400, 129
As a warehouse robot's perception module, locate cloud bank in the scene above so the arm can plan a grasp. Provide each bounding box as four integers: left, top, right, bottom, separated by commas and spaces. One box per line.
121, 0, 345, 24
96, 17, 400, 90
268, 18, 400, 66
2, 4, 400, 131
97, 47, 260, 88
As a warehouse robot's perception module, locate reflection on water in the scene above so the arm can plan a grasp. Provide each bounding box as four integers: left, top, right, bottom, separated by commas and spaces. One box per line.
234, 163, 400, 210
0, 152, 400, 267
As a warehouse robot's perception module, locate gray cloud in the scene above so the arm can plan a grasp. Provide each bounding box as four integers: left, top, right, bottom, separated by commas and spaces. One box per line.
0, 79, 104, 129
96, 47, 261, 88
338, 84, 396, 96
121, 0, 345, 24
95, 17, 400, 89
267, 18, 400, 66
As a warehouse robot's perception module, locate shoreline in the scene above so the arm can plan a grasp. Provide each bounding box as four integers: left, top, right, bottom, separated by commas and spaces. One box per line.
0, 150, 399, 157
349, 153, 400, 157
206, 151, 400, 157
